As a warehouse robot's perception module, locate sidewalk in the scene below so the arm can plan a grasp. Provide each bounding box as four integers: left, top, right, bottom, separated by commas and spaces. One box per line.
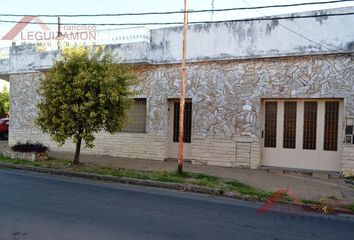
49, 150, 354, 202
1, 140, 353, 202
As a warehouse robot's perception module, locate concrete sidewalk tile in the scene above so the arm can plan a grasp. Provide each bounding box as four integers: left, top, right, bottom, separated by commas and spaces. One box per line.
46, 150, 354, 202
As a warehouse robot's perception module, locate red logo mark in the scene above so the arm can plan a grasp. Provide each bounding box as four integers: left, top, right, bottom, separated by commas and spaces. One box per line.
257, 189, 301, 215
2, 16, 50, 40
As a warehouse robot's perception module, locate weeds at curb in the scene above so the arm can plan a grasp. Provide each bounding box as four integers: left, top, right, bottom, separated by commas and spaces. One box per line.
1, 154, 354, 215
0, 154, 271, 201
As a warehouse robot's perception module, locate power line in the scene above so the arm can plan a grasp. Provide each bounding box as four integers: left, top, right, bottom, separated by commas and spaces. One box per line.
0, 0, 353, 17
0, 12, 353, 26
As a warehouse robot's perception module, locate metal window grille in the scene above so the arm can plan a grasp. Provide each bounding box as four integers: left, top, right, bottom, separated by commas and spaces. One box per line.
283, 102, 297, 149
324, 101, 339, 151
303, 102, 317, 150
173, 102, 192, 143
264, 102, 277, 148
122, 98, 147, 133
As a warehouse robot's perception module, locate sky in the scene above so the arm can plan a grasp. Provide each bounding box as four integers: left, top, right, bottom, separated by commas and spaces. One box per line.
0, 0, 354, 48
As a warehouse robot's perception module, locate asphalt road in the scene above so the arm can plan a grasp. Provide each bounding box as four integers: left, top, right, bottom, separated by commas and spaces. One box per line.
0, 169, 353, 240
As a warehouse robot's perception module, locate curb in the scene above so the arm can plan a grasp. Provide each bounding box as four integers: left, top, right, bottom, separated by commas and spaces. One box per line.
0, 161, 353, 216
0, 161, 241, 198
344, 179, 354, 186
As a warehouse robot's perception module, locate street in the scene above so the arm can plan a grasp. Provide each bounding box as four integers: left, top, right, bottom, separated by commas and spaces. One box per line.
0, 169, 353, 240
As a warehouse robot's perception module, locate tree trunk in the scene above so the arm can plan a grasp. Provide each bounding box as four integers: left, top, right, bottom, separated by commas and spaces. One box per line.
73, 138, 82, 165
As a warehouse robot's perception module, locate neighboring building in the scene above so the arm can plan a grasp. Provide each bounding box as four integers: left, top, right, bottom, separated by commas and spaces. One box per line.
0, 79, 9, 91
0, 7, 354, 175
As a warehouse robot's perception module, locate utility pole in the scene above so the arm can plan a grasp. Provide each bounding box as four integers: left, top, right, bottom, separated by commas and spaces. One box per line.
178, 0, 188, 174
57, 17, 62, 50
211, 0, 215, 21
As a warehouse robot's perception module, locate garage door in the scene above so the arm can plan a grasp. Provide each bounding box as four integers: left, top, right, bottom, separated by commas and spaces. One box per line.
262, 99, 343, 171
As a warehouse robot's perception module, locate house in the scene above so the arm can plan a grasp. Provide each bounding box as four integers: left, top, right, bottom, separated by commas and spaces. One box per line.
0, 7, 354, 175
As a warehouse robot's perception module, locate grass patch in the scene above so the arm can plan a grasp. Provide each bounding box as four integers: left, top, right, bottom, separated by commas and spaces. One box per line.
71, 165, 151, 180
150, 171, 186, 183
302, 199, 320, 205
224, 180, 273, 201
0, 154, 70, 169
342, 203, 354, 212
0, 154, 273, 201
5, 153, 345, 209
189, 173, 220, 187
348, 204, 354, 212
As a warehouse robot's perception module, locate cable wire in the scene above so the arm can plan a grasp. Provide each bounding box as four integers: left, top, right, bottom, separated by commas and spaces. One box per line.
0, 12, 353, 26
0, 0, 353, 17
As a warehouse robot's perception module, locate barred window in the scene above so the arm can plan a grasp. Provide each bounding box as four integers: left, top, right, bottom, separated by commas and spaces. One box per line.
324, 101, 339, 151
283, 102, 297, 149
173, 102, 192, 143
303, 102, 317, 150
122, 98, 147, 133
264, 102, 277, 148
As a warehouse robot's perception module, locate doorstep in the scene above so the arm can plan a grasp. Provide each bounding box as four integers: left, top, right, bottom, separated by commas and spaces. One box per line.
164, 158, 192, 163
259, 166, 341, 179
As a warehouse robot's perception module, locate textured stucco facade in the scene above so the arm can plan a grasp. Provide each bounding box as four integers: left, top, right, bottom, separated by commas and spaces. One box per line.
9, 53, 354, 173
2, 7, 354, 173
9, 72, 168, 161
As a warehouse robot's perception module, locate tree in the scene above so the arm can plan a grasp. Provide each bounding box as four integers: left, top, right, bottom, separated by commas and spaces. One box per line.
0, 87, 10, 117
36, 47, 137, 164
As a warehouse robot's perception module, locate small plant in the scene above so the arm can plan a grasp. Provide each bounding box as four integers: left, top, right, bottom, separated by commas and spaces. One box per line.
0, 87, 9, 116
345, 176, 354, 181
346, 203, 354, 212
317, 197, 337, 214
11, 141, 48, 153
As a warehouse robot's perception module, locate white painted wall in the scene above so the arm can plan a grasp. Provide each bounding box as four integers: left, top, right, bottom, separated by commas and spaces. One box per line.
1, 7, 354, 75
0, 79, 9, 91
150, 7, 354, 63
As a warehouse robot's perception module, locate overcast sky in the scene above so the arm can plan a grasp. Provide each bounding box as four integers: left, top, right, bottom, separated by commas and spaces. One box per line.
0, 0, 354, 48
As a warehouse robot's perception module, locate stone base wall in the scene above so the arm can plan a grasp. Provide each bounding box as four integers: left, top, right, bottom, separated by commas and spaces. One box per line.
342, 145, 354, 176
2, 150, 48, 162
191, 136, 261, 169
9, 129, 168, 161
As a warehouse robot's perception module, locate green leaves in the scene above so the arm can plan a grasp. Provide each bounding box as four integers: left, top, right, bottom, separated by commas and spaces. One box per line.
36, 46, 137, 149
0, 87, 9, 117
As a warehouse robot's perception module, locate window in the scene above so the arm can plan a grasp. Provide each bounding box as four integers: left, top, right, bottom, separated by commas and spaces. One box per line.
324, 101, 339, 151
303, 102, 317, 150
122, 98, 147, 133
173, 102, 192, 143
283, 102, 297, 149
264, 102, 277, 148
